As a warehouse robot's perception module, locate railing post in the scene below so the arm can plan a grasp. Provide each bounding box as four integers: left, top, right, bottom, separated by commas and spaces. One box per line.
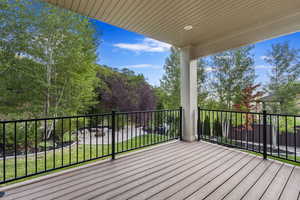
197, 107, 201, 141
179, 107, 183, 140
263, 110, 267, 159
112, 110, 116, 160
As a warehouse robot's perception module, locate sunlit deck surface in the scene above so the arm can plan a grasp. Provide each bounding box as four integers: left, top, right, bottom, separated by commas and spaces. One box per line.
1, 141, 300, 200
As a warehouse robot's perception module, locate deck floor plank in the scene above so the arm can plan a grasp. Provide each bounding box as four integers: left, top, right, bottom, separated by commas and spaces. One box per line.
148, 152, 244, 200
165, 154, 251, 200
110, 145, 226, 200
222, 160, 273, 200
16, 142, 206, 200
241, 161, 283, 200
260, 164, 294, 200
5, 142, 202, 200
195, 156, 263, 200
3, 141, 186, 197
280, 167, 300, 200
1, 141, 299, 200
52, 143, 216, 200
128, 149, 232, 200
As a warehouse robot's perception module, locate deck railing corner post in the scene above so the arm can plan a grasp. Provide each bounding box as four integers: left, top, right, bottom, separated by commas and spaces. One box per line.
197, 106, 200, 141
263, 110, 267, 159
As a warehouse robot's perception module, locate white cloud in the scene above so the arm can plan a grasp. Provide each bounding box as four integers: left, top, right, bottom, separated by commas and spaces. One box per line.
121, 64, 161, 69
113, 38, 171, 53
215, 55, 231, 59
205, 67, 215, 72
255, 65, 272, 70
260, 56, 270, 60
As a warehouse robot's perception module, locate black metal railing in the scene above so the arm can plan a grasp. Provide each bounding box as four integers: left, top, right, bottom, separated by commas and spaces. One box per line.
198, 108, 300, 163
0, 108, 181, 184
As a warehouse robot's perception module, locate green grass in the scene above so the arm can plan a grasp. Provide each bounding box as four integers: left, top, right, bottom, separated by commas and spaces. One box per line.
201, 136, 300, 166
0, 134, 171, 186
243, 150, 300, 167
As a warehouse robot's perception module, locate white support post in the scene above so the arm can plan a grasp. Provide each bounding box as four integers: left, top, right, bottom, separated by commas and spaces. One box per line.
180, 46, 197, 142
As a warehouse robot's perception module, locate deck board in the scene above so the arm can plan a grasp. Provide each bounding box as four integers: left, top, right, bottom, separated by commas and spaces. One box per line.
260, 164, 294, 200
1, 141, 300, 200
280, 167, 300, 200
242, 162, 283, 200
190, 156, 262, 200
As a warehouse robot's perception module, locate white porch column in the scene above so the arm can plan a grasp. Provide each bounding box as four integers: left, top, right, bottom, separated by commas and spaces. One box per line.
180, 46, 197, 142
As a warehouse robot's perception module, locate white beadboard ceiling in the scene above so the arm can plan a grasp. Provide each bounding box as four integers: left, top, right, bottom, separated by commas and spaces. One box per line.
43, 0, 300, 59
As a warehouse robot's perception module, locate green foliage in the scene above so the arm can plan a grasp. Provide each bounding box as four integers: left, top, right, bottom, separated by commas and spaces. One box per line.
0, 121, 43, 153
211, 45, 256, 109
213, 118, 222, 137
94, 65, 156, 113
0, 0, 98, 120
160, 47, 181, 109
264, 42, 300, 114
159, 46, 208, 109
203, 115, 211, 136
0, 0, 100, 150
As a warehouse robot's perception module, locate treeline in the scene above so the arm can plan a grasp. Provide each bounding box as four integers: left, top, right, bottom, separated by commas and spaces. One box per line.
0, 0, 157, 121
157, 44, 300, 114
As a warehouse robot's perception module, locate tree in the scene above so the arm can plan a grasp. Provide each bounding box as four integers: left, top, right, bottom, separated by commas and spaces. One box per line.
264, 42, 300, 114
94, 66, 156, 112
233, 84, 264, 130
211, 45, 255, 109
197, 58, 208, 107
0, 0, 99, 143
160, 47, 181, 109
233, 84, 264, 112
0, 0, 98, 121
159, 47, 208, 109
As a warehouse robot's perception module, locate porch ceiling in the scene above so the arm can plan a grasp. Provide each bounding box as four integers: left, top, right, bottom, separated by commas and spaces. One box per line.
43, 0, 300, 58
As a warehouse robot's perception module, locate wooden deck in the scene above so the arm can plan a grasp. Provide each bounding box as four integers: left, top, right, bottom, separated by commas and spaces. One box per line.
1, 141, 300, 200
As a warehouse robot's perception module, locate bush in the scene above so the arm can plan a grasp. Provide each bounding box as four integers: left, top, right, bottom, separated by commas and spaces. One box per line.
213, 118, 222, 137
203, 115, 211, 136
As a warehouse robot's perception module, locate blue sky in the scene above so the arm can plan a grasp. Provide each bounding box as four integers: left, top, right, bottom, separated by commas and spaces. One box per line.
90, 19, 300, 87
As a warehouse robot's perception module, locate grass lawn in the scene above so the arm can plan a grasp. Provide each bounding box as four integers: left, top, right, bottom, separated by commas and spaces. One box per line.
0, 134, 171, 185
200, 136, 300, 166
243, 150, 300, 167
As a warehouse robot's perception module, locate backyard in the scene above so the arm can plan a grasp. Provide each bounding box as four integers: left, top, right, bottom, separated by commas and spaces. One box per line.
0, 134, 169, 183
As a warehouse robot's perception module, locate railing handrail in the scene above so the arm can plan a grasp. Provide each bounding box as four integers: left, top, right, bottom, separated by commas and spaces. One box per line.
0, 109, 181, 123
0, 113, 111, 123
198, 108, 300, 117
116, 108, 181, 115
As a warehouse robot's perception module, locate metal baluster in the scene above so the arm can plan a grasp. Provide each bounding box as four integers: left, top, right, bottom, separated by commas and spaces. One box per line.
25, 121, 28, 175
3, 123, 6, 182
14, 122, 17, 178
61, 119, 64, 166
53, 119, 56, 168
44, 120, 47, 171
285, 116, 288, 160
69, 118, 71, 164
35, 120, 38, 173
